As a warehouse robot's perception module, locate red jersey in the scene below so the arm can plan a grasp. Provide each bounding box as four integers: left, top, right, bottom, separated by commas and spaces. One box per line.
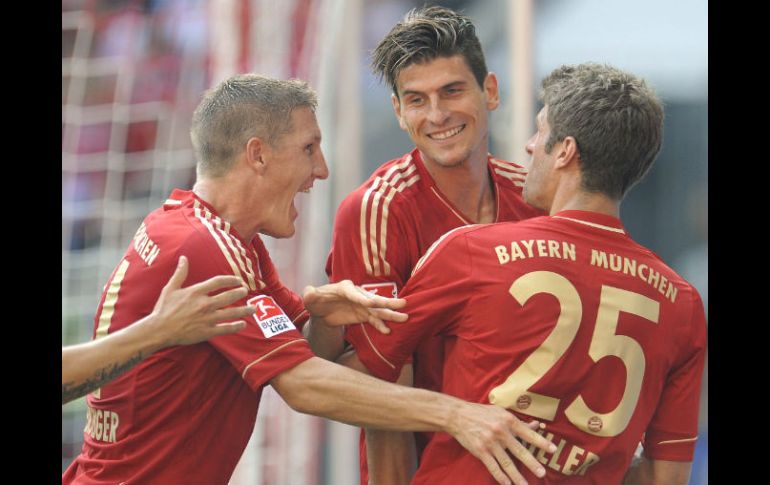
346, 210, 707, 485
63, 189, 315, 485
326, 148, 543, 482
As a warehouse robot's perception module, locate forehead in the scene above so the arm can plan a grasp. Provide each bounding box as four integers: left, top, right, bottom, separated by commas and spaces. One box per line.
281, 106, 321, 142
536, 106, 549, 126
396, 55, 478, 94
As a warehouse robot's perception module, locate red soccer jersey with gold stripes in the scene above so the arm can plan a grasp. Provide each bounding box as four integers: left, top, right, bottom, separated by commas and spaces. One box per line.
326, 148, 544, 482
63, 189, 314, 485
347, 211, 707, 485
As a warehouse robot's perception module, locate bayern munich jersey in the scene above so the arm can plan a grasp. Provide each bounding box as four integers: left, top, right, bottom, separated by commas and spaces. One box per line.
326, 148, 543, 482
63, 189, 315, 485
346, 210, 707, 485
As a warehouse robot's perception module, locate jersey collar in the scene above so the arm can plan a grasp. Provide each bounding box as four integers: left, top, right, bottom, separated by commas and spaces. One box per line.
552, 210, 627, 235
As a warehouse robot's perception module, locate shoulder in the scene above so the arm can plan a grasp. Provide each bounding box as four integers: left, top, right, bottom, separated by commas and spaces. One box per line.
335, 152, 422, 224
489, 156, 528, 188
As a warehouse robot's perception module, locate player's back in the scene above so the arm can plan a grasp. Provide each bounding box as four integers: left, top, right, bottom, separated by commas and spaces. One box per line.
412, 210, 706, 485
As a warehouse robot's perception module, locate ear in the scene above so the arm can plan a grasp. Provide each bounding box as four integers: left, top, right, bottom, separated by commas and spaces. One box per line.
245, 137, 267, 173
483, 72, 500, 111
391, 93, 407, 131
554, 136, 580, 169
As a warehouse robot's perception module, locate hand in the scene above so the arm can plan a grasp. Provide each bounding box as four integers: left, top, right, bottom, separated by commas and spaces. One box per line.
150, 255, 256, 346
302, 280, 407, 334
449, 402, 556, 485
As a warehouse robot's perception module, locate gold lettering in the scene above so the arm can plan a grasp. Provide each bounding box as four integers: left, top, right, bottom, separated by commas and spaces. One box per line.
95, 409, 103, 441
103, 411, 111, 441
548, 240, 561, 258
136, 233, 148, 254
109, 412, 119, 443
141, 240, 153, 259
495, 245, 510, 264
521, 240, 535, 258
591, 249, 608, 268
638, 264, 648, 282
547, 438, 567, 472
647, 267, 660, 288
536, 432, 555, 465
665, 283, 677, 303
609, 254, 622, 271
510, 242, 526, 261
562, 445, 586, 475
563, 242, 576, 261
658, 275, 668, 295
536, 239, 548, 257
576, 451, 601, 475
146, 245, 160, 266
623, 257, 637, 277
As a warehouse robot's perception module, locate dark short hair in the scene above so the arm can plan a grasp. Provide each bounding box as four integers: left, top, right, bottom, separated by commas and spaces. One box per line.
190, 74, 317, 177
371, 6, 488, 96
541, 63, 664, 199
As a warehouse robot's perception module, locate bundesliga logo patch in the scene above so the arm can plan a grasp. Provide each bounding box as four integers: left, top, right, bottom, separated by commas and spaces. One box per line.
361, 282, 398, 298
247, 295, 296, 338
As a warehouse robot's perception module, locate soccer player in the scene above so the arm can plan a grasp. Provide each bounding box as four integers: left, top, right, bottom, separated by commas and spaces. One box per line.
62, 74, 555, 485
312, 6, 544, 484
344, 63, 707, 485
62, 255, 255, 404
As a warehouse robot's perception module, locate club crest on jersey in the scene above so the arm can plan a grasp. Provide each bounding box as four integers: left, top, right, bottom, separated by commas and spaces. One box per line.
247, 295, 296, 338
361, 282, 398, 298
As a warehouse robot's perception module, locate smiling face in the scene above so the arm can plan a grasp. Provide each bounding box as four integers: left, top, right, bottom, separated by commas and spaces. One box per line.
391, 55, 499, 170
258, 106, 328, 238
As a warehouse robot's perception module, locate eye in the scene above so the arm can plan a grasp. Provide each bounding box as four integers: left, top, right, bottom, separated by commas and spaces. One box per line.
304, 144, 314, 155
406, 96, 424, 107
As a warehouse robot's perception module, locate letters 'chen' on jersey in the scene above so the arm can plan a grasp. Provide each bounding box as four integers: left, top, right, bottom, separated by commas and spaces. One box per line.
347, 210, 707, 485
63, 189, 314, 485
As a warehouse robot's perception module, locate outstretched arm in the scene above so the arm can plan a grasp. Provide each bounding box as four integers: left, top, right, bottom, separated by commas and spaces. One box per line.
62, 256, 255, 403
271, 356, 556, 485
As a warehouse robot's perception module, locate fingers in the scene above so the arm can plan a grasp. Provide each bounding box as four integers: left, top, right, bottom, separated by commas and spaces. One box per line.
502, 433, 546, 481
207, 286, 249, 309
210, 320, 247, 337
192, 274, 246, 295
366, 316, 391, 334
214, 305, 257, 322
490, 443, 528, 485
514, 420, 556, 456
476, 450, 512, 485
163, 255, 189, 293
369, 307, 408, 323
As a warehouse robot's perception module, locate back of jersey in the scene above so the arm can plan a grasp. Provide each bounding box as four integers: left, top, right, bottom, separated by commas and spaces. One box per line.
453, 211, 704, 484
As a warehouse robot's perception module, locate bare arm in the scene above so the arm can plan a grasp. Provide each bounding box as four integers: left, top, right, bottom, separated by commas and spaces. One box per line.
622, 455, 692, 485
357, 358, 418, 485
62, 256, 255, 404
271, 356, 556, 485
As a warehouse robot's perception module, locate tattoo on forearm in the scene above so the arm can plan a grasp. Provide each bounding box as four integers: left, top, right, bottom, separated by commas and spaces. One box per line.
62, 352, 146, 403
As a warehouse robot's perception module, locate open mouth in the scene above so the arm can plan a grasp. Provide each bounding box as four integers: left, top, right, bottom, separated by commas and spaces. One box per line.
428, 124, 465, 141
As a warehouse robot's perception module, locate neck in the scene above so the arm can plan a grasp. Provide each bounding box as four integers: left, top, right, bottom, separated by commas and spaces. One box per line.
193, 173, 262, 241
548, 185, 620, 218
420, 150, 495, 223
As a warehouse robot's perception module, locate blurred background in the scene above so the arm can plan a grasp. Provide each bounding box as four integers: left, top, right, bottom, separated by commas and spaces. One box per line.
62, 0, 707, 483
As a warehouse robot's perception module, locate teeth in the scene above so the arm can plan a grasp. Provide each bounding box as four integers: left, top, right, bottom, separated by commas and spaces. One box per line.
430, 125, 464, 140
300, 188, 310, 193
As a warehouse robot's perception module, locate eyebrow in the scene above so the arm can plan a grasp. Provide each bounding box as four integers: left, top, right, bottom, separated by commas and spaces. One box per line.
400, 80, 469, 98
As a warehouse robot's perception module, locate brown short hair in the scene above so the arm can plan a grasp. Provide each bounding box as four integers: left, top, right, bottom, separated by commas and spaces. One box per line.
190, 74, 317, 177
371, 6, 488, 96
541, 63, 664, 199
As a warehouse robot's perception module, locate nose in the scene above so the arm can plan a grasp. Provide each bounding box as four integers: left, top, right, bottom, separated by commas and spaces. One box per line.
525, 133, 536, 155
426, 98, 450, 126
314, 149, 329, 180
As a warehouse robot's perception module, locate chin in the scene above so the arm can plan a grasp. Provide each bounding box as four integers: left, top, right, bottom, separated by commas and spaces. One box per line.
262, 224, 296, 239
